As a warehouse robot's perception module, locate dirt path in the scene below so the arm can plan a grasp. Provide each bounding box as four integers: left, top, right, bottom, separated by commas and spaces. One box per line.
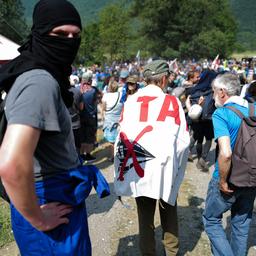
88, 143, 256, 256
1, 143, 256, 255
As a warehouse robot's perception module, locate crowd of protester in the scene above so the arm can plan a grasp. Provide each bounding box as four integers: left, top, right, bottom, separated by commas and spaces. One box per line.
1, 1, 256, 255
70, 57, 256, 168
66, 57, 256, 255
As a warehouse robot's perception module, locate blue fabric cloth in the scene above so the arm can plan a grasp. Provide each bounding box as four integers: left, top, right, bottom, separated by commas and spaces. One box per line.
203, 177, 256, 256
11, 165, 110, 256
120, 84, 127, 103
190, 70, 217, 95
212, 103, 256, 178
188, 70, 218, 120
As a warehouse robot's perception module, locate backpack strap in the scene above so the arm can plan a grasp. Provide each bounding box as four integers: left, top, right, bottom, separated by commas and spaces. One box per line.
225, 105, 245, 119
225, 104, 256, 119
0, 97, 7, 145
249, 103, 255, 117
105, 92, 121, 112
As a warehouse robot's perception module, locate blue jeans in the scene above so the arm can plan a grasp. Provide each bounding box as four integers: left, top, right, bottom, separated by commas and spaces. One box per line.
203, 177, 256, 256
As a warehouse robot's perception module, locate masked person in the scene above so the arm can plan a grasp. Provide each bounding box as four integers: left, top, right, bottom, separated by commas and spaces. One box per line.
0, 0, 109, 255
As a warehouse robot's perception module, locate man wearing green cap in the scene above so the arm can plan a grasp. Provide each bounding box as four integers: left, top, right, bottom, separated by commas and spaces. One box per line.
114, 60, 190, 255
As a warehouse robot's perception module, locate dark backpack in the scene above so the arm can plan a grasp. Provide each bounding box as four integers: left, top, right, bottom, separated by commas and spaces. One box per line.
0, 97, 10, 202
244, 95, 256, 103
225, 103, 256, 187
200, 90, 216, 120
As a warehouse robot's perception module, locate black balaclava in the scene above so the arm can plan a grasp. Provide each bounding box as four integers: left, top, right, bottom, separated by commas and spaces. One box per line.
0, 0, 82, 107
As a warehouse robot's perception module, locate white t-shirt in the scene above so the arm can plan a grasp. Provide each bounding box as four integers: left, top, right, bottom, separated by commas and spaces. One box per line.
102, 92, 121, 112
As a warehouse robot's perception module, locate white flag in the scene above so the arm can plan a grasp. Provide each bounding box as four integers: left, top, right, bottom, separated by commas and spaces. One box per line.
136, 50, 140, 59
211, 54, 219, 70
169, 59, 178, 72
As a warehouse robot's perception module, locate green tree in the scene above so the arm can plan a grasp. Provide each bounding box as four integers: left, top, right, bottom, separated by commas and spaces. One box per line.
236, 31, 256, 51
0, 0, 28, 44
78, 22, 103, 65
98, 3, 130, 61
230, 0, 256, 51
132, 0, 237, 59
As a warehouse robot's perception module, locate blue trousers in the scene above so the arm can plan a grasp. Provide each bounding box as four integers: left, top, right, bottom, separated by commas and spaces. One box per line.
11, 165, 110, 256
11, 202, 91, 256
203, 177, 256, 256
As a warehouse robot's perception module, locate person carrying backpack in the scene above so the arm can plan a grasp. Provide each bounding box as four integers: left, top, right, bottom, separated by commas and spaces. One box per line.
203, 73, 256, 256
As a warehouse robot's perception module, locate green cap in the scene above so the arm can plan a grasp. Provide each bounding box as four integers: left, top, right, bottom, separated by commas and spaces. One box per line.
143, 60, 169, 78
126, 75, 138, 84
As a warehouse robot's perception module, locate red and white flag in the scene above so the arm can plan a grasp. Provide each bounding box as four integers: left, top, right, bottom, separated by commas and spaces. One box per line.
169, 59, 179, 73
211, 54, 220, 71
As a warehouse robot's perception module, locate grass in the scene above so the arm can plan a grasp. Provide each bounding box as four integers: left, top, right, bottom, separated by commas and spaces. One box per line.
0, 199, 14, 248
231, 51, 256, 60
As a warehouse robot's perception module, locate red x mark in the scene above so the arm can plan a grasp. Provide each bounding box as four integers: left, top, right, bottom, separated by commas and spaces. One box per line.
118, 125, 153, 181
